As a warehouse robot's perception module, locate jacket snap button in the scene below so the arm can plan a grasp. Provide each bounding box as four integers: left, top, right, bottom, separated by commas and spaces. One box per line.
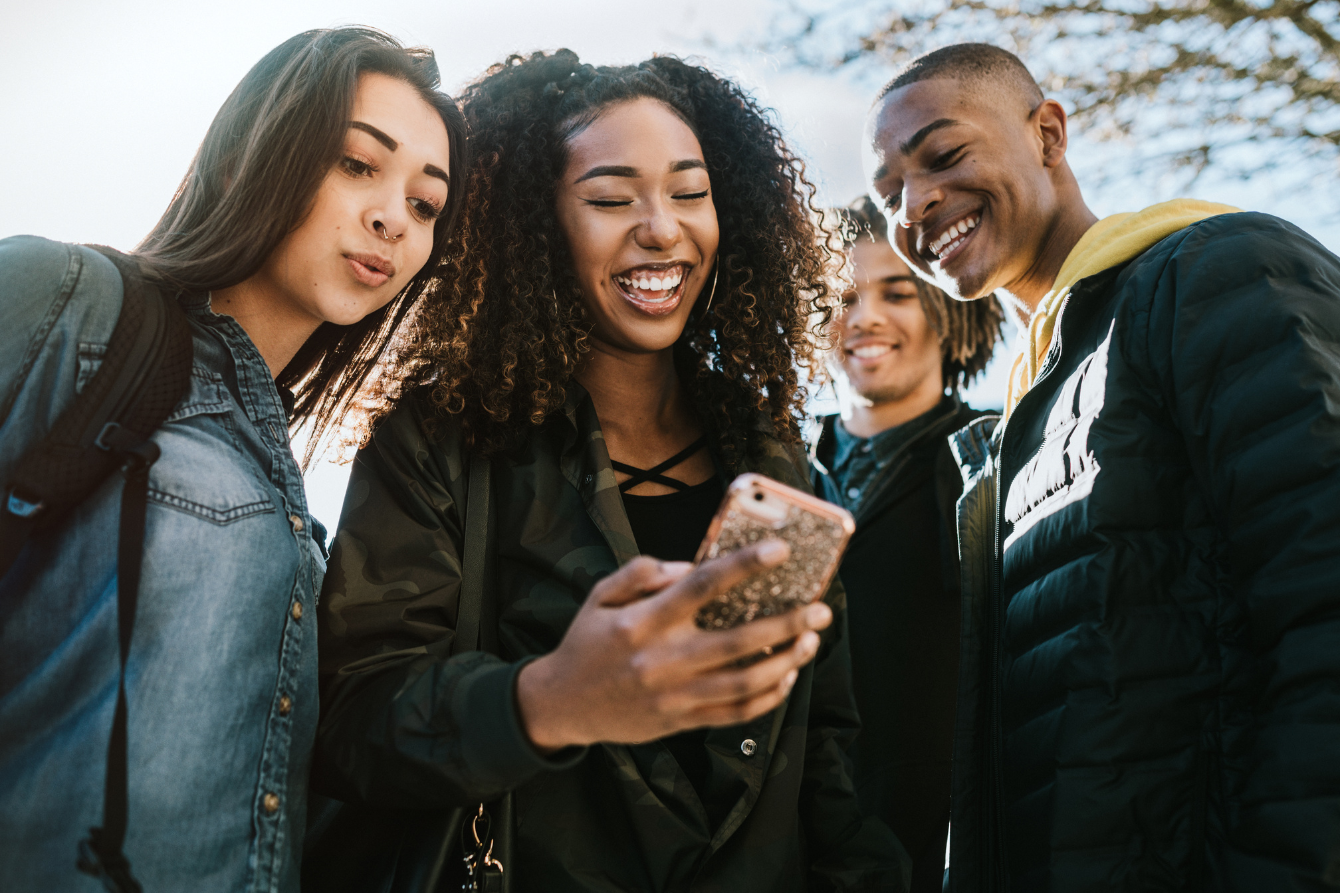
263, 792, 280, 814
740, 738, 757, 757
846, 487, 860, 500
290, 514, 304, 533
278, 695, 292, 716
291, 601, 303, 621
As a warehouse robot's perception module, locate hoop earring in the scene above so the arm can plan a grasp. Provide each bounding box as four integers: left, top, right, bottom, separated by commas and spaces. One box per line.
701, 262, 720, 317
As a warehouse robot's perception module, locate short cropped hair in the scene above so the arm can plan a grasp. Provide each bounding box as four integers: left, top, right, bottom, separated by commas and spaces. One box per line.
837, 196, 1005, 389
877, 43, 1043, 109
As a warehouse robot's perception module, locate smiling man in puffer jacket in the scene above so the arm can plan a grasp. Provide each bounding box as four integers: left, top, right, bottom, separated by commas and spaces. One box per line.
863, 43, 1340, 892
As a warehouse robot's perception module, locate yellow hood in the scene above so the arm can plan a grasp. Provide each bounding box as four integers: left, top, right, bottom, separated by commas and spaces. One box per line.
1003, 199, 1241, 417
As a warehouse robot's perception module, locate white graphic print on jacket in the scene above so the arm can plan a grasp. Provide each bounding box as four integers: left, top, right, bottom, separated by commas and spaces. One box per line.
1004, 321, 1114, 551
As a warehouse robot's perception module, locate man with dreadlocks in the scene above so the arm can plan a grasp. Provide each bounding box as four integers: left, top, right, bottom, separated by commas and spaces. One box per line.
810, 196, 1004, 893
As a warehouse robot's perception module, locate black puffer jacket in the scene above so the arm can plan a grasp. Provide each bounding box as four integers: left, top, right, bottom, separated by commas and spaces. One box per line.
947, 213, 1340, 892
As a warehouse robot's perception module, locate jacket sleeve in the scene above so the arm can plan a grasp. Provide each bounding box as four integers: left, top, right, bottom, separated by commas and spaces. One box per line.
1150, 214, 1340, 887
312, 399, 583, 809
801, 582, 912, 892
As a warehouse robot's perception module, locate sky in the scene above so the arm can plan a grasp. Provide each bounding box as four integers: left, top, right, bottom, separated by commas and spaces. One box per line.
5, 0, 1336, 533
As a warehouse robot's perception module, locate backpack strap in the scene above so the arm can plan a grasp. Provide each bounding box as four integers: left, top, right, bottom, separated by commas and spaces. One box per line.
453, 454, 492, 656
0, 246, 192, 893
0, 247, 192, 573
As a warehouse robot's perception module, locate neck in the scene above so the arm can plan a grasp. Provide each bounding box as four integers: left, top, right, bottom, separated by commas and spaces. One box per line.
844, 374, 945, 438
574, 342, 697, 449
999, 192, 1098, 314
209, 280, 322, 378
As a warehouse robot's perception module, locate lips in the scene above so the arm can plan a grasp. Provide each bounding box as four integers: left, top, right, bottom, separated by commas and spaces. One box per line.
844, 341, 898, 367
345, 252, 396, 288
923, 213, 980, 264
612, 262, 690, 316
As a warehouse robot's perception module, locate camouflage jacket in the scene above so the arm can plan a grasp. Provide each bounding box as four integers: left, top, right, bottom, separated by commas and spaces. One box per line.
313, 385, 908, 892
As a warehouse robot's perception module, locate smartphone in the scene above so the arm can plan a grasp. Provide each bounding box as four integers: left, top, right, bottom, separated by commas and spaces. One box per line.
693, 473, 855, 630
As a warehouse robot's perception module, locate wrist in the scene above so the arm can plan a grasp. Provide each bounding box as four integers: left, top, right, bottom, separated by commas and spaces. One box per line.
516, 654, 575, 754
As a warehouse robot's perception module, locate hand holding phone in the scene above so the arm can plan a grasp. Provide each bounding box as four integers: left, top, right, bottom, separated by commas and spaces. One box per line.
694, 473, 854, 630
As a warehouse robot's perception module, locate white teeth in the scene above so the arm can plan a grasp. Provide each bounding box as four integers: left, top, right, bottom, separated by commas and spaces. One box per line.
929, 215, 980, 257
851, 345, 892, 358
616, 268, 684, 293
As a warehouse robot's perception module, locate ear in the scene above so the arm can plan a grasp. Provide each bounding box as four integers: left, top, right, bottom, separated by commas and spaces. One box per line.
1032, 99, 1069, 168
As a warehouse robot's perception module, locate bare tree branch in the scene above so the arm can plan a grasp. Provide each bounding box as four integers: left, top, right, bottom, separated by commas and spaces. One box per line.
765, 0, 1340, 194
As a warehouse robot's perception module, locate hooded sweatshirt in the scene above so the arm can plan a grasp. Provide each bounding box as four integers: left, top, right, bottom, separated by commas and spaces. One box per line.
1004, 199, 1240, 415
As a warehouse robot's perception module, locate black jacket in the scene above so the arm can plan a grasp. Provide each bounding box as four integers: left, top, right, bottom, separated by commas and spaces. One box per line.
947, 213, 1340, 891
811, 398, 986, 892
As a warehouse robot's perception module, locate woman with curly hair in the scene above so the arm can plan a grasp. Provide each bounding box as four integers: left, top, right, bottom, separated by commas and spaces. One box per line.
309, 50, 906, 892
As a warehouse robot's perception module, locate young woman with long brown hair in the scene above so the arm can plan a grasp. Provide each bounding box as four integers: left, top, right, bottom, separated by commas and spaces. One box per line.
312, 50, 906, 892
0, 27, 465, 892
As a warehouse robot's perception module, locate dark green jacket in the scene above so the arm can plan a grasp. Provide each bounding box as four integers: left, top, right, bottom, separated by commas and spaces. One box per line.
312, 385, 907, 892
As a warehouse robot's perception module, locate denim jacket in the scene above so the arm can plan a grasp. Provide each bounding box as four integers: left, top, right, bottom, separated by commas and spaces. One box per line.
0, 236, 325, 892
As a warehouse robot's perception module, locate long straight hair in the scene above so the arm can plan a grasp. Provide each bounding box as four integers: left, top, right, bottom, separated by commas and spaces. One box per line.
136, 27, 468, 466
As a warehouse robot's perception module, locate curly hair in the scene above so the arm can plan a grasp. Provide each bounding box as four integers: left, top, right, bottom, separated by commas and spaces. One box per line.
836, 196, 1005, 389
373, 49, 839, 470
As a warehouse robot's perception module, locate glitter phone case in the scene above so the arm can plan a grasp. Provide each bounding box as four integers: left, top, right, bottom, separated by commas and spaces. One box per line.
693, 473, 855, 630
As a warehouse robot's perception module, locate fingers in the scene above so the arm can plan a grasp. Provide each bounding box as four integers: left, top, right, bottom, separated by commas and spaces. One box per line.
687, 666, 803, 729
678, 600, 832, 672
646, 539, 791, 625
590, 557, 693, 608
667, 631, 821, 713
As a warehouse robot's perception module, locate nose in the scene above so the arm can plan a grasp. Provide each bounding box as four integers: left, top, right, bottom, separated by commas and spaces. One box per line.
635, 197, 682, 250
895, 176, 942, 230
367, 190, 411, 244
843, 293, 882, 332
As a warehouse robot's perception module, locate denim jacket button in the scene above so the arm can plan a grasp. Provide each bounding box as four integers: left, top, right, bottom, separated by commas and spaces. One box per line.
740, 738, 757, 757
263, 792, 280, 814
278, 695, 292, 716
291, 601, 303, 621
289, 514, 304, 533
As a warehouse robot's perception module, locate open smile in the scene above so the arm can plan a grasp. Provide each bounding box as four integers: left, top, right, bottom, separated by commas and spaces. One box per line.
922, 212, 980, 267
845, 341, 901, 367
612, 262, 690, 317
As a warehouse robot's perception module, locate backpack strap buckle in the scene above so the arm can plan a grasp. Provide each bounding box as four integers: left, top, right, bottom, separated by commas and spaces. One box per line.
6, 487, 44, 519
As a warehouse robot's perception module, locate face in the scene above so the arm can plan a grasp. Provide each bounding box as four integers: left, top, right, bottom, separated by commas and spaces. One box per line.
864, 78, 1066, 301
252, 72, 452, 328
835, 238, 943, 405
554, 98, 720, 355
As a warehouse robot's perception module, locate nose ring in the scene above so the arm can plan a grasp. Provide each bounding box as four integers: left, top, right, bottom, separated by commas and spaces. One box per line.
375, 222, 401, 242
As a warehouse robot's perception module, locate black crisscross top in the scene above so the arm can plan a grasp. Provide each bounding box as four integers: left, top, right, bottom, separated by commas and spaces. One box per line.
615, 434, 726, 815
609, 435, 710, 494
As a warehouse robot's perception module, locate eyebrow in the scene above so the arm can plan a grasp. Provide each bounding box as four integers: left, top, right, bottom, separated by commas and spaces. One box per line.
900, 118, 958, 156
351, 121, 397, 151
351, 121, 450, 187
574, 158, 707, 183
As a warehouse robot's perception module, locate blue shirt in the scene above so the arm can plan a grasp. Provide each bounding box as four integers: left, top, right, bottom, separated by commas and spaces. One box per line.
0, 237, 324, 892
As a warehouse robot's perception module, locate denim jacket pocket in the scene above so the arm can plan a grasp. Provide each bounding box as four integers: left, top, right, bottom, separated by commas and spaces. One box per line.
148, 369, 276, 525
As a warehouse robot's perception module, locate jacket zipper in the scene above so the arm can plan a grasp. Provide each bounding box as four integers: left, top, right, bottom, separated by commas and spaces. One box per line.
986, 293, 1073, 891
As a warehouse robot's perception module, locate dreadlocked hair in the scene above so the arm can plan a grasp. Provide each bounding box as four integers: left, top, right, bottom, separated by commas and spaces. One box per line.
838, 196, 1005, 389
371, 49, 840, 470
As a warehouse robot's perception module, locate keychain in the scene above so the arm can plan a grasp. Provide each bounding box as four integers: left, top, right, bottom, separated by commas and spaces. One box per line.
461, 804, 504, 892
